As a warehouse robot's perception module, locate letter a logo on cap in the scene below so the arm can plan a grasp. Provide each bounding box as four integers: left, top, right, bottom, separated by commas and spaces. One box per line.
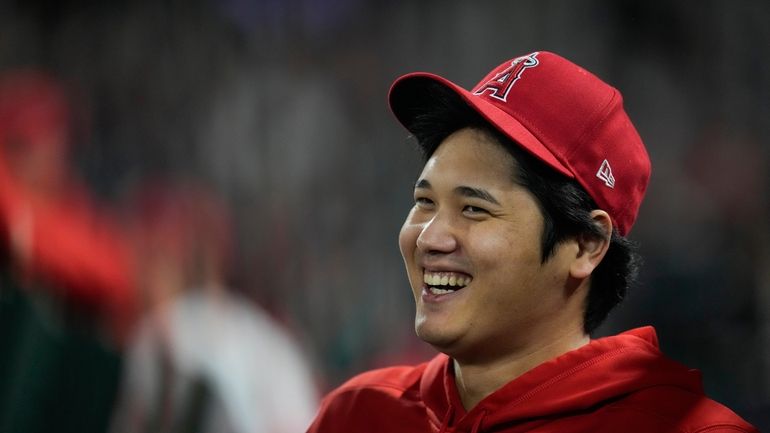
472, 52, 540, 102
596, 159, 615, 188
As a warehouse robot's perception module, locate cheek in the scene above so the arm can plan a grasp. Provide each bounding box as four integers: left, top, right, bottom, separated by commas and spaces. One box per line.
469, 224, 541, 269
468, 225, 545, 301
398, 212, 419, 259
399, 219, 423, 300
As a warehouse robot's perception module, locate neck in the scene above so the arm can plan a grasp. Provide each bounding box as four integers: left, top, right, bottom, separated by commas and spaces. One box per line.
452, 326, 590, 410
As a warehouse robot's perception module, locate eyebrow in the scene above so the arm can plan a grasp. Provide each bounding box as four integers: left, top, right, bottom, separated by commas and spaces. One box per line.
415, 179, 431, 189
414, 179, 501, 206
455, 186, 501, 205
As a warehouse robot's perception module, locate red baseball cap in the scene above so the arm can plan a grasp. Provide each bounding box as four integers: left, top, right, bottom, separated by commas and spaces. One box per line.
388, 51, 651, 236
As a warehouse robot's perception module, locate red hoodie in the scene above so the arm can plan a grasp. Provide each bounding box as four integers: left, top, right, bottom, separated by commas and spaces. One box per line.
308, 327, 757, 433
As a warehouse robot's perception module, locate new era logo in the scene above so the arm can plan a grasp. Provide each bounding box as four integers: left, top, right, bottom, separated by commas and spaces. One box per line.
596, 159, 615, 188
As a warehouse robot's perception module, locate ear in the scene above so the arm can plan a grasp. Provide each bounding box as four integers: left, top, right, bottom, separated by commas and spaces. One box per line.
569, 210, 612, 280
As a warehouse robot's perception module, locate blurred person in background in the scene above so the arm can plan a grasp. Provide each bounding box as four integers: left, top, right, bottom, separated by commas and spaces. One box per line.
111, 178, 318, 433
0, 69, 136, 433
0, 69, 136, 333
308, 51, 758, 432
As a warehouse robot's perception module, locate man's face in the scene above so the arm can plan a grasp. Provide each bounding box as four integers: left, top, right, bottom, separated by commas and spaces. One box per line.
398, 128, 578, 362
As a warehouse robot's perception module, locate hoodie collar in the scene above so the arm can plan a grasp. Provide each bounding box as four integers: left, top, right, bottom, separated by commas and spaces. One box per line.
419, 327, 703, 431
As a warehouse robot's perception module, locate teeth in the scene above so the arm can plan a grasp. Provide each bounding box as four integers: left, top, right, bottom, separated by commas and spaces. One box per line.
430, 287, 454, 295
423, 271, 471, 288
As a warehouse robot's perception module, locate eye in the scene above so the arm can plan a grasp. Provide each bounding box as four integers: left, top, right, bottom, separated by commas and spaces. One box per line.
463, 205, 489, 215
414, 196, 434, 207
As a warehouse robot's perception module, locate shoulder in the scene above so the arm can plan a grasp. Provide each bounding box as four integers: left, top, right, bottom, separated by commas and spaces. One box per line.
307, 362, 433, 433
606, 386, 758, 433
327, 362, 427, 402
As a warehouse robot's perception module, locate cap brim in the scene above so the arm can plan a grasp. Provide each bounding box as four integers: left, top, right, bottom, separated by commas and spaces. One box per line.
388, 72, 574, 178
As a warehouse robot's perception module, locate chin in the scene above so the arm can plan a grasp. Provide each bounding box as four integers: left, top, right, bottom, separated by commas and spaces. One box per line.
415, 320, 462, 353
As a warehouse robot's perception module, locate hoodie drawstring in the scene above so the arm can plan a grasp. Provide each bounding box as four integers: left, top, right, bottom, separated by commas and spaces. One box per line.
439, 405, 454, 433
470, 409, 487, 433
439, 406, 487, 433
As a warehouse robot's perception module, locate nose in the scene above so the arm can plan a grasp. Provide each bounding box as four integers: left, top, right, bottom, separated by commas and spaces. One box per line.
415, 214, 458, 255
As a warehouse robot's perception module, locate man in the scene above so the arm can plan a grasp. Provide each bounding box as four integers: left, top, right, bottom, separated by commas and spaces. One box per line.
111, 180, 319, 433
307, 51, 757, 432
0, 69, 136, 432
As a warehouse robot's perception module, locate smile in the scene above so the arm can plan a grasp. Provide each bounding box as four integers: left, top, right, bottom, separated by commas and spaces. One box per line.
423, 270, 472, 295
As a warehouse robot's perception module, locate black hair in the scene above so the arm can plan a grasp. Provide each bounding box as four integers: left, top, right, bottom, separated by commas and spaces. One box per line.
402, 80, 641, 335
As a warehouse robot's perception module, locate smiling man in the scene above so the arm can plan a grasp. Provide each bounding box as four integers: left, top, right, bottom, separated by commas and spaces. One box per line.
307, 51, 757, 432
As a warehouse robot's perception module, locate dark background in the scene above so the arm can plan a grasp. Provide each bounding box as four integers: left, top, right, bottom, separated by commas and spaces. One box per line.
1, 0, 768, 430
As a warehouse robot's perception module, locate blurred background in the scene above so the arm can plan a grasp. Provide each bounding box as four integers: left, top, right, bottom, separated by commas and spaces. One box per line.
0, 0, 768, 431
